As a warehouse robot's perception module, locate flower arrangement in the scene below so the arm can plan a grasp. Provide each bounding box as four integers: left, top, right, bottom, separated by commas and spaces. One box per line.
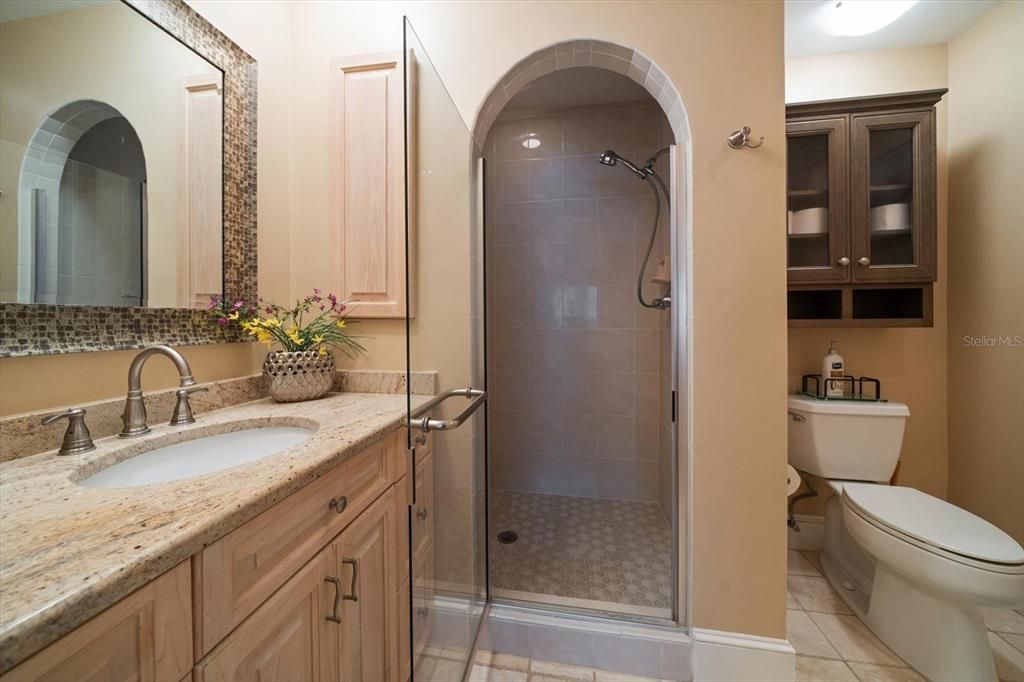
209, 289, 366, 359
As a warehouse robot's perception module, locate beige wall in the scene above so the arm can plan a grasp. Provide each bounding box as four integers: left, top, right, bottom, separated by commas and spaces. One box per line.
947, 1, 1024, 544
785, 45, 951, 509
285, 0, 788, 638
0, 0, 293, 417
1, 0, 789, 638
0, 3, 219, 307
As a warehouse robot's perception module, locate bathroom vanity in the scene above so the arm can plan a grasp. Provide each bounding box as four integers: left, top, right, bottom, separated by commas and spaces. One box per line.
0, 392, 433, 682
785, 89, 946, 327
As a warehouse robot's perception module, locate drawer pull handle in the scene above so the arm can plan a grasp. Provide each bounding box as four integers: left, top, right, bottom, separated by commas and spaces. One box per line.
324, 576, 342, 623
329, 495, 348, 514
416, 508, 429, 520
342, 558, 359, 602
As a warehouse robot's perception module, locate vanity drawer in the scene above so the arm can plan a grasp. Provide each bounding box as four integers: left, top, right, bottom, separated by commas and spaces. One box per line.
198, 432, 396, 655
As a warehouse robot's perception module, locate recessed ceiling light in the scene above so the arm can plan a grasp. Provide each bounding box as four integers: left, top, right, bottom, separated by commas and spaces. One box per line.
821, 0, 917, 37
521, 134, 541, 149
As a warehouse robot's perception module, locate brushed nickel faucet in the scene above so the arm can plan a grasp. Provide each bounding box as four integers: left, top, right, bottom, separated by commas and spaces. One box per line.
119, 345, 207, 438
41, 407, 96, 455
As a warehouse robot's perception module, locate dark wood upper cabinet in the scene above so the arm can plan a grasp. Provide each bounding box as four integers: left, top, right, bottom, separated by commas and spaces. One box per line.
786, 117, 849, 284
785, 89, 946, 326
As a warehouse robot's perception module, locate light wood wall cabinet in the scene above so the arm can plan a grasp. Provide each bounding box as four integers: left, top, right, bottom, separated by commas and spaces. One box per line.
329, 52, 410, 319
4, 428, 436, 682
786, 89, 946, 327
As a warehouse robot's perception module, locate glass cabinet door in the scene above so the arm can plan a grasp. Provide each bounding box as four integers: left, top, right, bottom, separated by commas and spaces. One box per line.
850, 110, 937, 282
786, 118, 849, 283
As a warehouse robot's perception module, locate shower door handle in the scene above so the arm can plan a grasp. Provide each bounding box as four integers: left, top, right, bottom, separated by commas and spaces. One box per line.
401, 387, 487, 433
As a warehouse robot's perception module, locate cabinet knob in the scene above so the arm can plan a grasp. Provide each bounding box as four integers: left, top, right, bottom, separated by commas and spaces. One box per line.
837, 257, 850, 266
858, 257, 871, 266
328, 495, 348, 514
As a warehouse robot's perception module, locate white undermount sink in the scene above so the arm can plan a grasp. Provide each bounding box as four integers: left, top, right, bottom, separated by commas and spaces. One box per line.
79, 426, 316, 488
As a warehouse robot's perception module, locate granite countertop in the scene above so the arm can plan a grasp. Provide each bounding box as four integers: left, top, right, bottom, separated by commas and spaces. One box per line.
0, 391, 423, 673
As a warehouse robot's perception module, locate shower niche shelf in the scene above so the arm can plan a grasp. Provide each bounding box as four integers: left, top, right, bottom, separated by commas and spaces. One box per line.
785, 89, 945, 327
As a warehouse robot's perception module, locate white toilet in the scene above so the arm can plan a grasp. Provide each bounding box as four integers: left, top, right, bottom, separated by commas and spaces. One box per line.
787, 395, 1024, 682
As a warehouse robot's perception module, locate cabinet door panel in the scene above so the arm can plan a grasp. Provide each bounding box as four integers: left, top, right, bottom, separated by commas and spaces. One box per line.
786, 117, 850, 283
851, 110, 936, 282
195, 547, 336, 682
330, 53, 409, 318
1, 562, 191, 682
411, 451, 434, 562
338, 488, 398, 682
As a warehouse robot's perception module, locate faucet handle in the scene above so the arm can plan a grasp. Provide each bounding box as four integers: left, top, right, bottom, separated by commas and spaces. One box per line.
41, 408, 96, 456
170, 386, 209, 426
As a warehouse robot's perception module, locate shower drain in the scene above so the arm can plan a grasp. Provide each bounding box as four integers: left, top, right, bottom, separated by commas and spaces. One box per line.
497, 530, 518, 544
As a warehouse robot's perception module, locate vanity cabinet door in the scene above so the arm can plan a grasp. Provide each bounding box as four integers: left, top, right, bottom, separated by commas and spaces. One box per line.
195, 545, 338, 682
1, 561, 192, 682
337, 487, 398, 682
411, 450, 434, 562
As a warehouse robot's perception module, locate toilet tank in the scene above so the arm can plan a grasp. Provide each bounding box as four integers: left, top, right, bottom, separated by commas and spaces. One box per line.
787, 395, 910, 483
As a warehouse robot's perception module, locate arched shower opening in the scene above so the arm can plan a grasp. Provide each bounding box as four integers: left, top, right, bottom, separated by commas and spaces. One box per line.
474, 39, 692, 625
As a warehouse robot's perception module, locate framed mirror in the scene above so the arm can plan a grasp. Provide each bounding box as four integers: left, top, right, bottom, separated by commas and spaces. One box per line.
0, 0, 256, 356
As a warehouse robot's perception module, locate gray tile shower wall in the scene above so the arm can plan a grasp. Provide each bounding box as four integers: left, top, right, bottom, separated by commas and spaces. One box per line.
486, 100, 672, 503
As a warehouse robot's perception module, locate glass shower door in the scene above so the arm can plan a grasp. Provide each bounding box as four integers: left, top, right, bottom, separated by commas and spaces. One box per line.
403, 18, 487, 682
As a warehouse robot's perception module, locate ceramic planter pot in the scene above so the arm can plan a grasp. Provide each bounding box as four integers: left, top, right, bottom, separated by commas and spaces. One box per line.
263, 350, 335, 402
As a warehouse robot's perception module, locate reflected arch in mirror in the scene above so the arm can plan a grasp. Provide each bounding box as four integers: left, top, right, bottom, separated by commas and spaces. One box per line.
17, 100, 148, 306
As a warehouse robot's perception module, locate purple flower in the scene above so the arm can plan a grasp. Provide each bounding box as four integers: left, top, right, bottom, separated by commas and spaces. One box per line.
216, 318, 228, 326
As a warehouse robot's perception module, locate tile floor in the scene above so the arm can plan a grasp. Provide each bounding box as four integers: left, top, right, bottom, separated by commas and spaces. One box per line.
489, 491, 672, 611
788, 550, 1024, 682
468, 650, 670, 682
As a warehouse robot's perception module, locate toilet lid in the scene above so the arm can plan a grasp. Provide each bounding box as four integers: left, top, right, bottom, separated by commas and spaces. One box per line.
842, 484, 1024, 566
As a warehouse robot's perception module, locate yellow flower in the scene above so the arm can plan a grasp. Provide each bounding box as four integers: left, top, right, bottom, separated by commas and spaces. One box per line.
286, 325, 304, 347
312, 334, 325, 345
336, 319, 347, 329
228, 311, 239, 321
318, 347, 328, 357
266, 318, 282, 328
256, 329, 272, 345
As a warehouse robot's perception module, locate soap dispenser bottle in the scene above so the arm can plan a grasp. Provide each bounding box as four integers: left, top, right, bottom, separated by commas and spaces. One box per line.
822, 340, 845, 398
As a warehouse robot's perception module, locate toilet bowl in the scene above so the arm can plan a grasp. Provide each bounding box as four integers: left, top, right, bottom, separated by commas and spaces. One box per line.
839, 482, 1024, 681
787, 395, 1024, 682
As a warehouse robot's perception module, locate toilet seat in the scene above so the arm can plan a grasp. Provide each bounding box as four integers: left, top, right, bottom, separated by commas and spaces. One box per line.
841, 483, 1024, 574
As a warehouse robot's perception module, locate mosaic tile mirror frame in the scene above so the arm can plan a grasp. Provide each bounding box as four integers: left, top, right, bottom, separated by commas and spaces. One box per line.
0, 0, 255, 357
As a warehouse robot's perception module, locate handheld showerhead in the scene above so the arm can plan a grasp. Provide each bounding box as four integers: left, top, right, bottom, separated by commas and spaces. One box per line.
596, 149, 647, 178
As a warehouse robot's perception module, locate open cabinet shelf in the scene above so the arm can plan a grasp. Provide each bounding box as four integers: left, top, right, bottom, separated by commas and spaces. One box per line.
788, 283, 933, 327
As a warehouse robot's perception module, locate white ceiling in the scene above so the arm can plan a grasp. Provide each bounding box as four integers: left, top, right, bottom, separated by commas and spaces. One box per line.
504, 67, 653, 111
0, 0, 111, 23
786, 0, 999, 58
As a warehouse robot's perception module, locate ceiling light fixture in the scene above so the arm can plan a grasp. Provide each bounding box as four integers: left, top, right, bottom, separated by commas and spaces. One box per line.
821, 0, 917, 37
521, 134, 541, 149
